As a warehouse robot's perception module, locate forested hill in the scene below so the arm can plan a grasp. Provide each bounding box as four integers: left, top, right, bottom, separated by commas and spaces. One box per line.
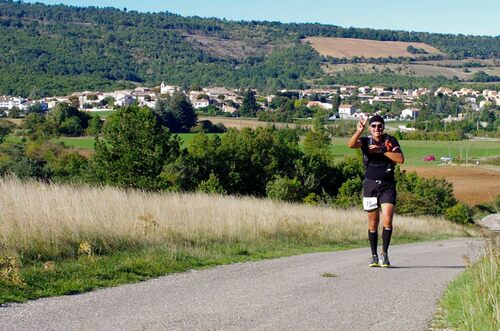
0, 0, 499, 97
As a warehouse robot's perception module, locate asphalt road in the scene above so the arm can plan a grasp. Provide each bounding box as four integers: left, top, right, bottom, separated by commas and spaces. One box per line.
0, 238, 482, 331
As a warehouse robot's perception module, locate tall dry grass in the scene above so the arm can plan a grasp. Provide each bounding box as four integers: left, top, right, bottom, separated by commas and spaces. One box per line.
0, 178, 469, 262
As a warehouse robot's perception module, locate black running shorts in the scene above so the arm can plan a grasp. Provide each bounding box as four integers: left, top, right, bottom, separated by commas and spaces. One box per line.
362, 178, 397, 211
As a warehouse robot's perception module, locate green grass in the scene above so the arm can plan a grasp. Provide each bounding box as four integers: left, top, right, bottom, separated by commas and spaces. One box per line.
180, 133, 222, 147
330, 138, 500, 167
92, 110, 115, 117
433, 235, 499, 330
5, 133, 221, 150
6, 134, 500, 167
0, 240, 362, 304
320, 272, 338, 278
0, 234, 456, 304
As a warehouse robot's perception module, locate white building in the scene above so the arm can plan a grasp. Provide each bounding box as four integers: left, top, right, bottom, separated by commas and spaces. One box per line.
369, 96, 395, 105
401, 108, 420, 119
115, 95, 135, 107
338, 104, 356, 118
160, 82, 178, 95
0, 96, 23, 110
192, 100, 210, 109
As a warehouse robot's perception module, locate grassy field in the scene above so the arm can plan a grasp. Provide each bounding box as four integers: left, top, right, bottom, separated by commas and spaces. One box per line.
5, 133, 217, 150
323, 62, 500, 80
6, 134, 500, 167
330, 138, 500, 167
0, 178, 470, 304
5, 135, 96, 149
433, 234, 499, 330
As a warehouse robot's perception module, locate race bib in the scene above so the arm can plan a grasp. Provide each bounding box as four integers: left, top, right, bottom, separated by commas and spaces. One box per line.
363, 197, 378, 211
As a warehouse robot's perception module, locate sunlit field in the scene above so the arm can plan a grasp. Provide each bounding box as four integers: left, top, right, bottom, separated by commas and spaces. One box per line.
0, 178, 469, 261
0, 178, 472, 303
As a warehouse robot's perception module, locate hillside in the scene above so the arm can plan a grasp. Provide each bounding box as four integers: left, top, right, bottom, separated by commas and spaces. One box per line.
0, 1, 499, 97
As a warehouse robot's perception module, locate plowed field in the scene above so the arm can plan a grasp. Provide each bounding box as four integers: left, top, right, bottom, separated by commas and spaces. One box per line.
303, 37, 442, 58
402, 166, 500, 206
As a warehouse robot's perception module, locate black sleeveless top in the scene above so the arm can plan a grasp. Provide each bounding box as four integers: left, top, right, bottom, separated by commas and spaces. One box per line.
360, 134, 401, 181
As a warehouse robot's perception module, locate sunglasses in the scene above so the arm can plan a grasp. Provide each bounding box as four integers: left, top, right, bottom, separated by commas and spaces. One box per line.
370, 124, 384, 129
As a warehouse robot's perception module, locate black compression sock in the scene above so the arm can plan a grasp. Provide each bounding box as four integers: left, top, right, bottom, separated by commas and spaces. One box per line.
382, 227, 392, 254
368, 231, 378, 256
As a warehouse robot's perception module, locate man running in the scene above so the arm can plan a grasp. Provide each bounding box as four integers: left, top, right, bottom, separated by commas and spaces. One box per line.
347, 115, 404, 267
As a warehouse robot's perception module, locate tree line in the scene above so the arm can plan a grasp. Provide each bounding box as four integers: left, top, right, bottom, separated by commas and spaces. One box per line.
0, 104, 474, 223
0, 1, 498, 97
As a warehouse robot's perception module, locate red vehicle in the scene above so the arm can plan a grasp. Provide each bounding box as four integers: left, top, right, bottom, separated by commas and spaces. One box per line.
423, 155, 436, 161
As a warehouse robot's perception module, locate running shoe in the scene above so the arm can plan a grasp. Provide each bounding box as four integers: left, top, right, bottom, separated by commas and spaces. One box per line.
368, 255, 379, 267
380, 253, 390, 268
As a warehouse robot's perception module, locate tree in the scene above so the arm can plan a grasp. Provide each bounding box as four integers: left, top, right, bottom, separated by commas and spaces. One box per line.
85, 115, 103, 136
239, 89, 259, 117
86, 94, 98, 101
155, 91, 197, 132
331, 94, 341, 111
91, 105, 180, 190
0, 120, 15, 144
68, 96, 80, 109
100, 96, 115, 107
23, 113, 51, 140
7, 108, 21, 118
46, 103, 90, 136
303, 130, 331, 156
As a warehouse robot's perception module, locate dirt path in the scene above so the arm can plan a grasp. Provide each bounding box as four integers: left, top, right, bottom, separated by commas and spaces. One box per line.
402, 166, 500, 206
0, 239, 481, 331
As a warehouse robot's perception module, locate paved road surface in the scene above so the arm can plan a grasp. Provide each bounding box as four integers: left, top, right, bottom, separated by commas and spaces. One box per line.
0, 239, 482, 331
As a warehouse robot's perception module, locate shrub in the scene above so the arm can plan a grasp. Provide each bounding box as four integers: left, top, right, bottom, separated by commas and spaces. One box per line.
196, 173, 227, 194
396, 170, 457, 216
303, 193, 321, 206
445, 203, 474, 224
334, 177, 362, 208
191, 120, 226, 133
266, 176, 303, 202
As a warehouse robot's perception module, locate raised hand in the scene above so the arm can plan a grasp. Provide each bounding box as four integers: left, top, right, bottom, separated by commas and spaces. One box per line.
357, 117, 367, 133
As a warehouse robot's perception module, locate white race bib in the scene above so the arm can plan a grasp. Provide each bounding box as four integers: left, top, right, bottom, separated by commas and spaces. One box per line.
363, 197, 378, 211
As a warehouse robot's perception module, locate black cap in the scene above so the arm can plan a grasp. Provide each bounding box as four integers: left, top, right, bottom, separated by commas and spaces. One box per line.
369, 115, 385, 125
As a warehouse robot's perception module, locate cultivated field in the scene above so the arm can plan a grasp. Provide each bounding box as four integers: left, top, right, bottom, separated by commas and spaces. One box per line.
303, 37, 442, 58
198, 116, 305, 129
323, 62, 500, 79
330, 138, 500, 206
403, 166, 500, 206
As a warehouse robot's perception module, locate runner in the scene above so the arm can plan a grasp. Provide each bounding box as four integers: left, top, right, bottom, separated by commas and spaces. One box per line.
347, 115, 404, 267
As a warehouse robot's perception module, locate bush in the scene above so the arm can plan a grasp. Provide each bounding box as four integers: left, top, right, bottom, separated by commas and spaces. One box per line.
396, 191, 437, 216
303, 193, 321, 206
266, 176, 303, 202
191, 120, 226, 133
334, 177, 362, 208
196, 173, 227, 194
445, 203, 474, 224
396, 170, 457, 216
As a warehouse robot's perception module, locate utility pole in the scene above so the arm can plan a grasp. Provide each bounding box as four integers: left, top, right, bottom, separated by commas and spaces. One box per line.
465, 145, 468, 166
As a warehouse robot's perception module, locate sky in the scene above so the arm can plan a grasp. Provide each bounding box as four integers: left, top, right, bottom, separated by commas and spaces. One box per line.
23, 0, 500, 36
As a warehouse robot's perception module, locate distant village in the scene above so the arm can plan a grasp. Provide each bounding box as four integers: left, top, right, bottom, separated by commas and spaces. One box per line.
1, 82, 499, 126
